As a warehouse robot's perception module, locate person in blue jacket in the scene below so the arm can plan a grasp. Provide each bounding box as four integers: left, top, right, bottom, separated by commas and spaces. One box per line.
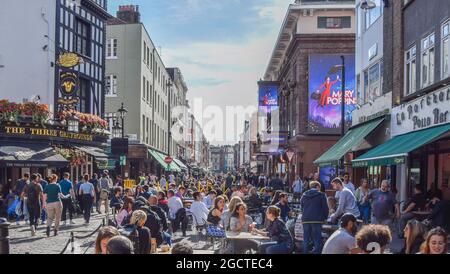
300, 181, 329, 254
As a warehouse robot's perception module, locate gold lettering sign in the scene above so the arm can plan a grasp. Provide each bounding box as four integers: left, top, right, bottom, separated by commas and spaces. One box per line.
57, 52, 82, 68
2, 126, 93, 142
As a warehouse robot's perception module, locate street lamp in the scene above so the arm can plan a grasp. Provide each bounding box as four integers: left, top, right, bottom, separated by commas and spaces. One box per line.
112, 119, 122, 139
360, 0, 376, 10
67, 113, 80, 132
117, 103, 128, 139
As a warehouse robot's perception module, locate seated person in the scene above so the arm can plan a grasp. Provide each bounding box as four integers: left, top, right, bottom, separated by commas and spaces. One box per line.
148, 195, 172, 247
110, 187, 124, 212
275, 193, 291, 222
228, 203, 258, 254
322, 213, 358, 254
106, 235, 134, 254
426, 191, 450, 230
398, 185, 427, 236
355, 224, 392, 254
168, 189, 188, 236
253, 206, 294, 254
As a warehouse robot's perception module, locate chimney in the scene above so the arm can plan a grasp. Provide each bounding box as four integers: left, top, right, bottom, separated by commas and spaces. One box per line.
116, 5, 140, 23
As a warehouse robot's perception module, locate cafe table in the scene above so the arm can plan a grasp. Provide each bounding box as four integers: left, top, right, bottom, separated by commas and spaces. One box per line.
226, 231, 270, 241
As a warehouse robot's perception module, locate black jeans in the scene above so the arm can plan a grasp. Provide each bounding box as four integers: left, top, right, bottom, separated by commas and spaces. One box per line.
61, 197, 73, 221
27, 202, 41, 228
82, 194, 93, 223
172, 208, 188, 234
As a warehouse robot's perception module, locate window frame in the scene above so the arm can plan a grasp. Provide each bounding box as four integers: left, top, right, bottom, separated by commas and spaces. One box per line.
75, 18, 91, 57
442, 20, 450, 79
421, 33, 435, 88
106, 38, 118, 59
105, 74, 118, 97
364, 0, 382, 30
405, 45, 417, 96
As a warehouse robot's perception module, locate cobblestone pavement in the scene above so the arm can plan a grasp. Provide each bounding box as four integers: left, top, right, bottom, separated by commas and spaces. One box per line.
9, 212, 107, 254
9, 212, 216, 254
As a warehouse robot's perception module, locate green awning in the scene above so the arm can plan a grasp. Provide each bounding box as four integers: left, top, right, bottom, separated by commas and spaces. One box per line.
352, 123, 450, 167
314, 118, 385, 167
148, 149, 182, 172
173, 158, 188, 170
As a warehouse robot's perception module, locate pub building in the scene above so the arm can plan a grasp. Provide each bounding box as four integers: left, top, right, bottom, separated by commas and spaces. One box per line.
0, 0, 112, 193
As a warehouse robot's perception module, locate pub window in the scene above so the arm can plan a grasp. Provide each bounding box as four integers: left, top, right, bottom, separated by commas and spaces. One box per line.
78, 78, 90, 113
106, 74, 117, 97
421, 33, 435, 88
75, 19, 90, 57
405, 45, 417, 96
107, 38, 118, 59
442, 20, 450, 79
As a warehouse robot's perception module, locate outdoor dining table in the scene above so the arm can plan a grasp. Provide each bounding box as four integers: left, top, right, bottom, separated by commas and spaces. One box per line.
226, 231, 270, 241
225, 231, 270, 254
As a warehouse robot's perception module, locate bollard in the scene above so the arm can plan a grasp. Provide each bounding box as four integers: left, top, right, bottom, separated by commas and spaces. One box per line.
0, 218, 11, 254
70, 232, 75, 254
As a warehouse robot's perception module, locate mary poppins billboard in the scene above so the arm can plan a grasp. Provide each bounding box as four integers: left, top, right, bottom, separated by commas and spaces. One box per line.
308, 54, 357, 134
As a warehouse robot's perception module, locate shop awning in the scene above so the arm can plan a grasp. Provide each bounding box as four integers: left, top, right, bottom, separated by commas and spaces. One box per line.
173, 158, 188, 170
148, 149, 182, 172
314, 118, 385, 167
352, 123, 450, 167
75, 146, 108, 162
0, 143, 69, 167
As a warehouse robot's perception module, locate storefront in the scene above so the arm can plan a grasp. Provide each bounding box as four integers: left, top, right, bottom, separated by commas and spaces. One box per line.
0, 101, 109, 190
353, 87, 450, 201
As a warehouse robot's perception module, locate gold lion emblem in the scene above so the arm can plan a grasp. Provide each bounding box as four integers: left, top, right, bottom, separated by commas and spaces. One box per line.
58, 53, 81, 68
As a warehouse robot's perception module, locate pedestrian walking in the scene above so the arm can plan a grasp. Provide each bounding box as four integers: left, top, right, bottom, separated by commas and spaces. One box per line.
37, 174, 48, 225
98, 171, 113, 215
79, 174, 96, 225
329, 178, 360, 224
22, 174, 44, 236
59, 173, 75, 226
43, 174, 64, 237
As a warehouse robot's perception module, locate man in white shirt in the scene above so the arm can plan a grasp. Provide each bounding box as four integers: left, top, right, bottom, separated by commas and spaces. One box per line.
190, 192, 209, 226
167, 189, 187, 236
168, 173, 175, 184
168, 189, 183, 220
322, 213, 358, 254
335, 173, 355, 201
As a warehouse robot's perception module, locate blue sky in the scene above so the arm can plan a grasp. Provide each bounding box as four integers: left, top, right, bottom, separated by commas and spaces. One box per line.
108, 0, 292, 144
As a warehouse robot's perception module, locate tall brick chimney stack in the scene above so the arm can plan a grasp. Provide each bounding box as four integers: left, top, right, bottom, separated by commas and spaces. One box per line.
116, 5, 140, 23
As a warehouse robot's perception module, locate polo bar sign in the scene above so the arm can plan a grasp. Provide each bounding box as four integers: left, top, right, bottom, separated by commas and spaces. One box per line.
1, 126, 93, 142
392, 87, 450, 137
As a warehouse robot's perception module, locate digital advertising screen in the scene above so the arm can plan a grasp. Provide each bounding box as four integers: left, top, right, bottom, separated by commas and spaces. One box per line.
258, 81, 279, 107
308, 54, 356, 134
319, 166, 338, 190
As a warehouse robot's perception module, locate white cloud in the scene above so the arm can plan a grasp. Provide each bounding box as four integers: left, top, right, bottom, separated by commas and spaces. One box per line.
162, 0, 291, 144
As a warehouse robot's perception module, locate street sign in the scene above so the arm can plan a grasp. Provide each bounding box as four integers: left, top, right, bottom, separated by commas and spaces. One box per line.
164, 156, 173, 164
286, 150, 295, 162
120, 155, 126, 166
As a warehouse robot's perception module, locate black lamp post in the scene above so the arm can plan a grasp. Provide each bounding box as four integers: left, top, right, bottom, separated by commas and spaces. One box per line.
117, 103, 128, 139
112, 119, 122, 139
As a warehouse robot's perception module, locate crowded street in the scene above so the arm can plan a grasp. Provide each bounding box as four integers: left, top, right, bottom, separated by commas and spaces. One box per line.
1, 0, 450, 260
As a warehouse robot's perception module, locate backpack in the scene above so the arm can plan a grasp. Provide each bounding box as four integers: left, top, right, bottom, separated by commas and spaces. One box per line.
119, 224, 139, 254
26, 184, 40, 204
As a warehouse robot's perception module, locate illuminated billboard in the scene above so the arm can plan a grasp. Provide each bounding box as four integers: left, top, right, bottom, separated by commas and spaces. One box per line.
258, 82, 279, 107
308, 54, 357, 134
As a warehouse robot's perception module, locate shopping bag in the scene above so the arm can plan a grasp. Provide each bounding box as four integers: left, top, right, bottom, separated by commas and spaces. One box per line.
15, 200, 22, 216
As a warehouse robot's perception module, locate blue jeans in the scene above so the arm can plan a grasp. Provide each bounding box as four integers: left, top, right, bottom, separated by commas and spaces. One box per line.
302, 223, 323, 254
163, 232, 172, 246
259, 241, 293, 254
358, 203, 371, 224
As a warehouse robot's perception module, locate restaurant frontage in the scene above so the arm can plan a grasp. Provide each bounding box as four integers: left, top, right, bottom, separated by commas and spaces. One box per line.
353, 87, 450, 202
0, 101, 109, 193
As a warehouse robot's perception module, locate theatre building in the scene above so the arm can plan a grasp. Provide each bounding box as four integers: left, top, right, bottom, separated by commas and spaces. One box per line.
262, 0, 355, 187
0, 0, 111, 192
353, 0, 450, 202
